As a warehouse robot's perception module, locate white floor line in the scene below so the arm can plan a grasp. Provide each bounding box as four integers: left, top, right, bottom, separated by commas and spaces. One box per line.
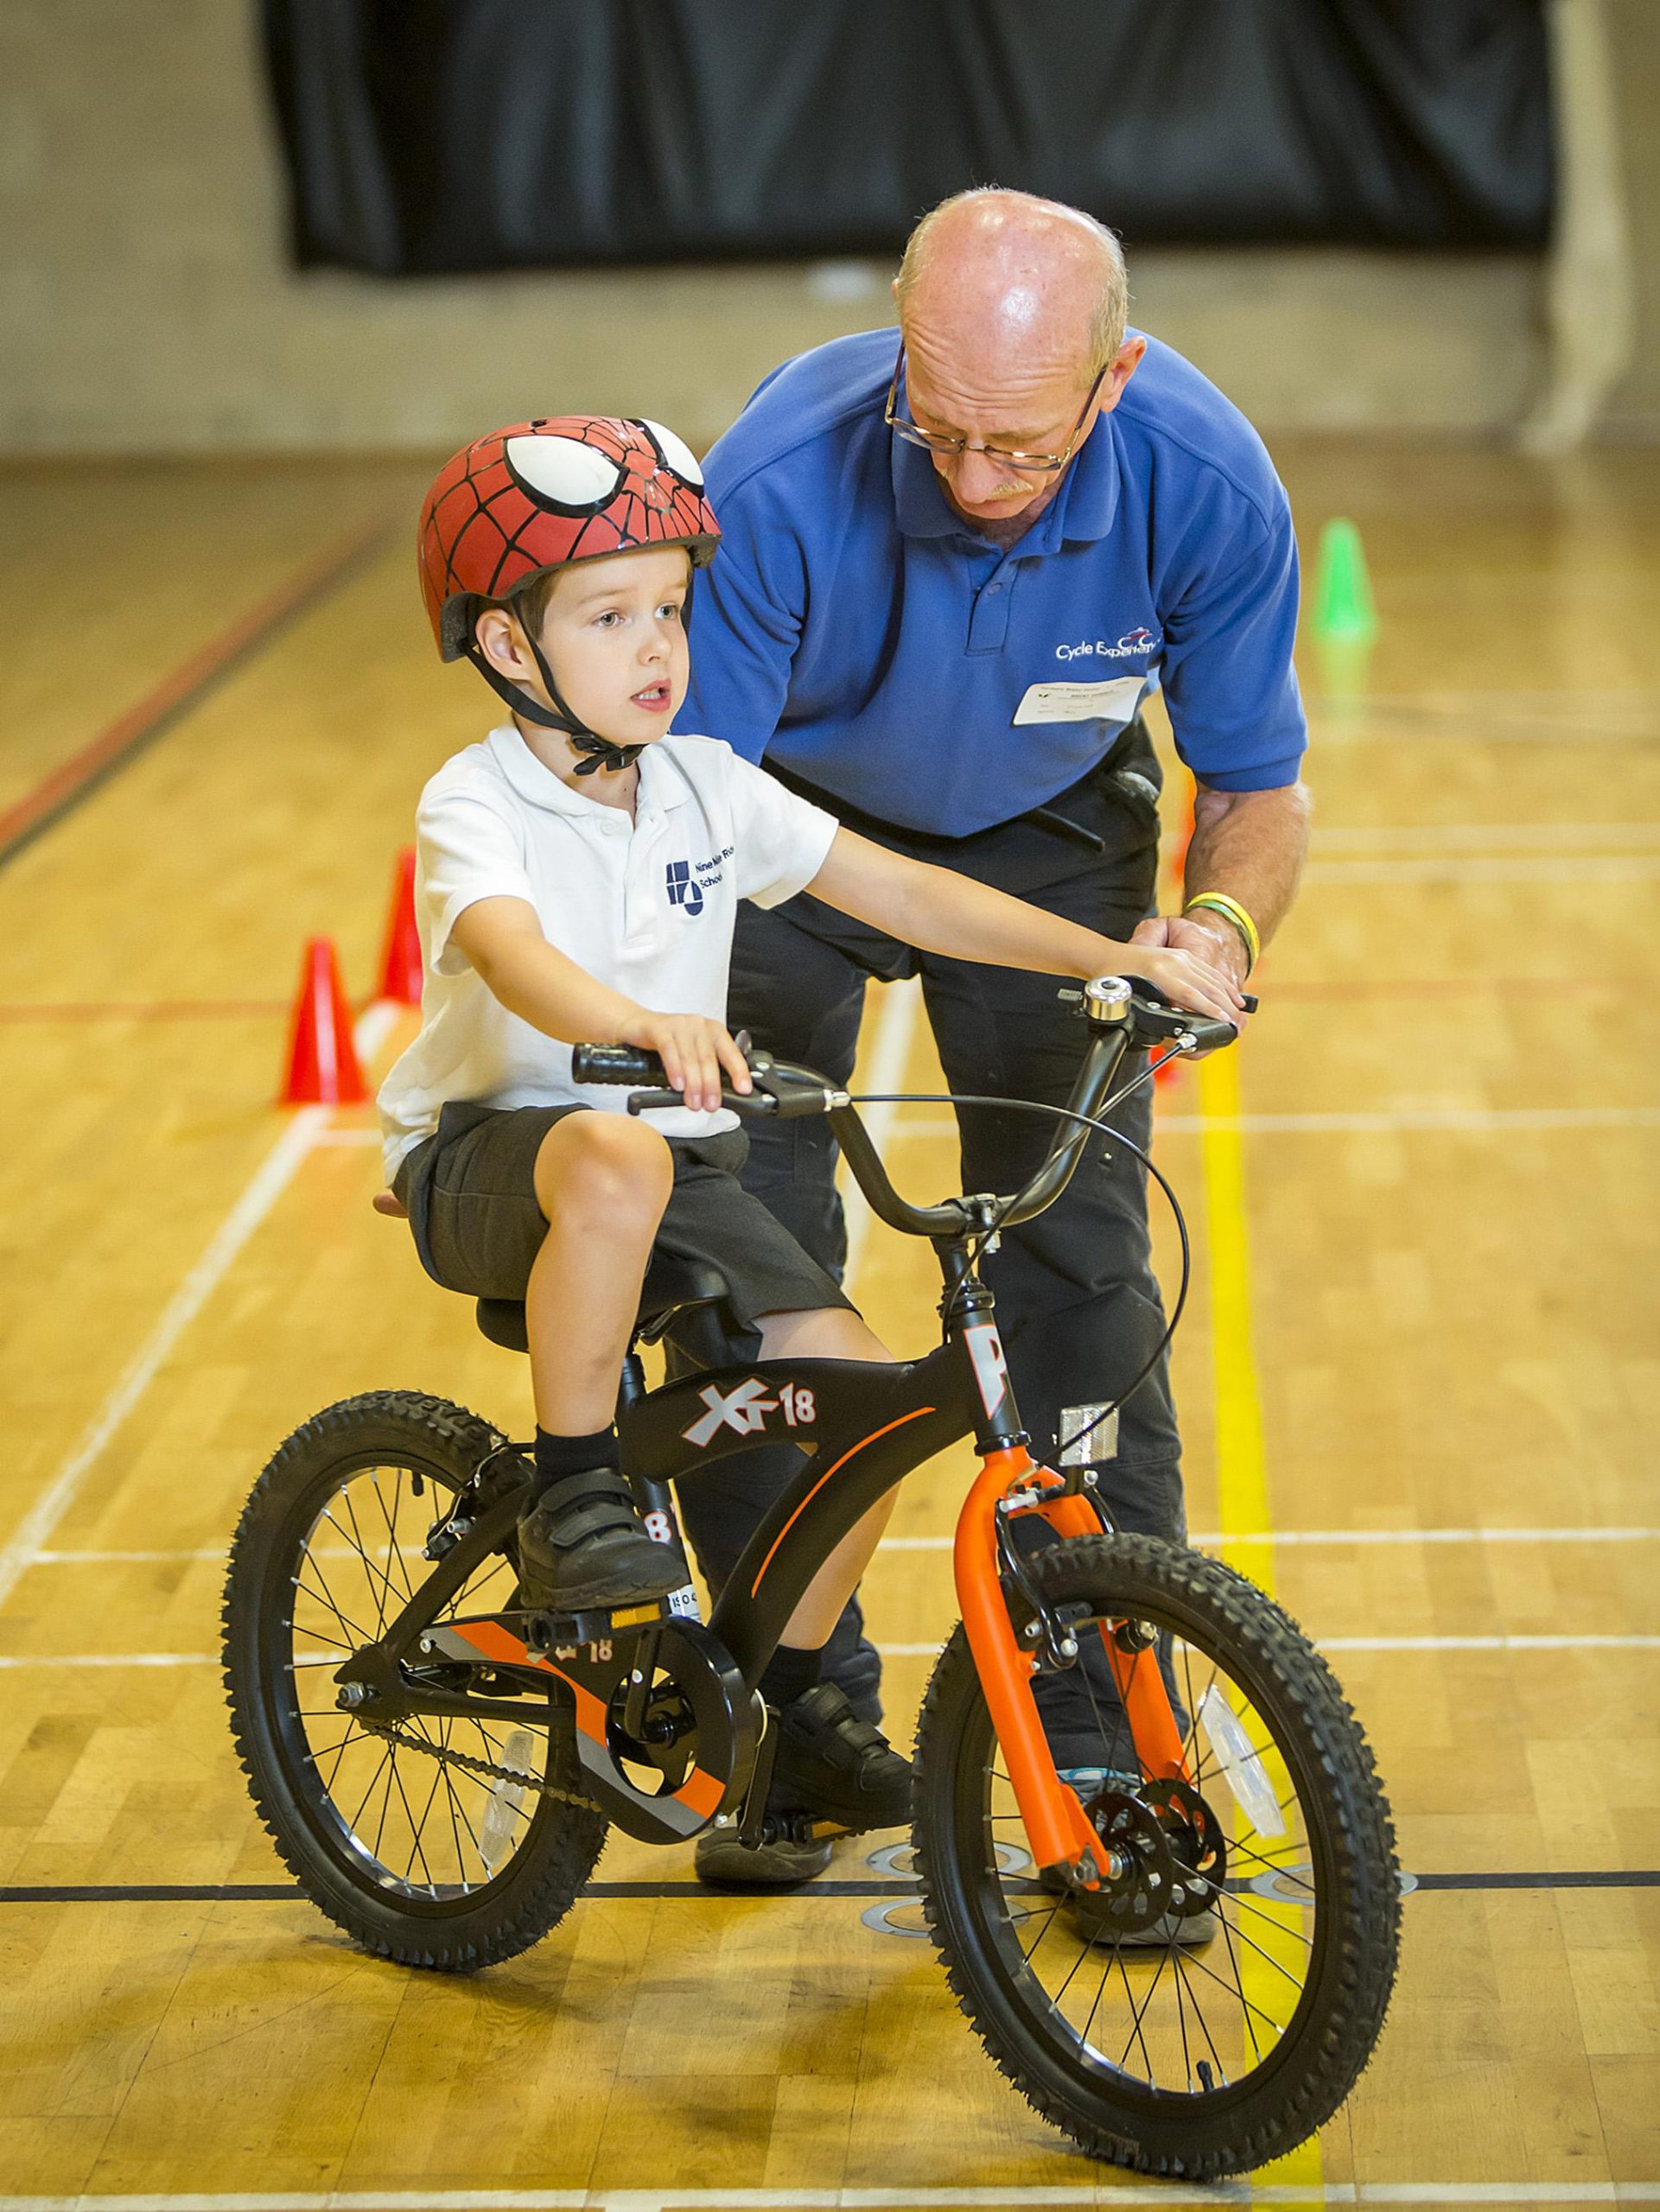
10, 1632, 1660, 1670
29, 1526, 1660, 1568
1301, 856, 1660, 885
875, 1637, 1660, 1658
33, 1549, 229, 1563
0, 1001, 400, 1615
885, 1106, 1660, 1140
840, 975, 922, 1285
1313, 822, 1660, 851
0, 2180, 1653, 2209
881, 1527, 1660, 1551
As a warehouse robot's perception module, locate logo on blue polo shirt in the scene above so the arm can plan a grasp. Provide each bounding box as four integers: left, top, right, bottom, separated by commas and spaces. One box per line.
1056, 628, 1161, 662
665, 860, 704, 917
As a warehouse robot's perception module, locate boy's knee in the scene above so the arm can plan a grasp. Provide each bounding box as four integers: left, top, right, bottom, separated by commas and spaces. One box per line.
536, 1110, 673, 1223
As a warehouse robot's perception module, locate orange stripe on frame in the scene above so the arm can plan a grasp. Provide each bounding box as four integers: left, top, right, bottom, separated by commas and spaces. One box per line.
447, 1618, 609, 1742
747, 1408, 938, 1599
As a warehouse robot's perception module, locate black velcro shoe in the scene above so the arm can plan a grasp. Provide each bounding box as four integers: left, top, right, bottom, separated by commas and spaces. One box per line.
517, 1464, 689, 1612
767, 1681, 913, 1836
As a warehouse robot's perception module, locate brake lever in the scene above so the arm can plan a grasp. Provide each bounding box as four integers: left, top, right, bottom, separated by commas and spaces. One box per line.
626, 1087, 775, 1116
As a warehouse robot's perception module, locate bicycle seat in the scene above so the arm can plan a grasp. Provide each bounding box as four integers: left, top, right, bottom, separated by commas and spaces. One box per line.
474, 1249, 730, 1355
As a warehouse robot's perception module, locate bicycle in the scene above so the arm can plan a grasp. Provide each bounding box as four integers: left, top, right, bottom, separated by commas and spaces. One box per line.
223, 975, 1400, 2178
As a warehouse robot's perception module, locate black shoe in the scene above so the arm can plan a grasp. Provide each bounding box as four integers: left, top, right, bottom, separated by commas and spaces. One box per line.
516, 1464, 688, 1612
767, 1681, 913, 1837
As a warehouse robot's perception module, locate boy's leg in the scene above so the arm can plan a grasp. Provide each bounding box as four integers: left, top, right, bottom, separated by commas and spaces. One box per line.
756, 1306, 900, 1651
517, 1112, 691, 1611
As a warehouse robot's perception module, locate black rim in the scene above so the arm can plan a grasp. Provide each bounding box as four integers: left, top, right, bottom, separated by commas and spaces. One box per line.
254, 1452, 563, 1912
947, 1592, 1334, 2112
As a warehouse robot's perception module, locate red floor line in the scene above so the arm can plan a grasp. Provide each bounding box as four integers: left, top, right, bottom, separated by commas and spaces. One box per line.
0, 513, 395, 868
0, 1000, 290, 1021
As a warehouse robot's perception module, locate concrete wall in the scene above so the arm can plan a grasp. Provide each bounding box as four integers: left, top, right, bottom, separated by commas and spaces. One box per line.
0, 0, 1651, 455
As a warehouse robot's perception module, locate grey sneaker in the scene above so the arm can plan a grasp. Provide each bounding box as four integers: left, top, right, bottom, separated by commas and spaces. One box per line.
1049, 1766, 1218, 1948
694, 1827, 833, 1888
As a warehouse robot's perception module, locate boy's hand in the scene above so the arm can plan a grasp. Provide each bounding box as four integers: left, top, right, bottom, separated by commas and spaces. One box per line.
620, 1010, 754, 1114
1115, 943, 1250, 1027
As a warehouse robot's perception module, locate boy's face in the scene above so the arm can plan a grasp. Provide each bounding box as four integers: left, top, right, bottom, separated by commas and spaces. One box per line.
528, 544, 691, 747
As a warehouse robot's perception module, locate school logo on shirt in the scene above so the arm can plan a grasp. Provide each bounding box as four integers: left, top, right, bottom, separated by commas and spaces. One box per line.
665, 859, 704, 917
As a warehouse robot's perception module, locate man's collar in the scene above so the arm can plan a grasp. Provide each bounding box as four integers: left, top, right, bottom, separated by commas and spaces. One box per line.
888, 410, 1121, 551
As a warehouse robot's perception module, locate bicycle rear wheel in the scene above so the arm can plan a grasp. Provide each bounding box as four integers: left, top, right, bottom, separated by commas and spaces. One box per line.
913, 1532, 1399, 2177
224, 1389, 608, 1969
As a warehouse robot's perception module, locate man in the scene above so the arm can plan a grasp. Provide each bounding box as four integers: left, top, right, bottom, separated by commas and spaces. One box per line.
673, 188, 1311, 1885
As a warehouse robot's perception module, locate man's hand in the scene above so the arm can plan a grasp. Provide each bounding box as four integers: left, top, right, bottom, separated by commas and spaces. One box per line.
620, 1009, 753, 1114
1131, 910, 1252, 992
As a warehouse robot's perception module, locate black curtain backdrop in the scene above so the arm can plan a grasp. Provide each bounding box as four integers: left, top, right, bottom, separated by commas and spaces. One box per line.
261, 0, 1553, 276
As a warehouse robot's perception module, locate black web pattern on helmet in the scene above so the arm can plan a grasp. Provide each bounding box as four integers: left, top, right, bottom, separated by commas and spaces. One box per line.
428, 420, 709, 610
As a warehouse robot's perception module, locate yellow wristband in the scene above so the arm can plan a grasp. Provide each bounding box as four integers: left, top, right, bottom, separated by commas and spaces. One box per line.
1184, 892, 1260, 975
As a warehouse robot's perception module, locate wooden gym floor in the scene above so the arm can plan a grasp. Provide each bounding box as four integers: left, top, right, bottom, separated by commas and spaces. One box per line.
0, 442, 1656, 2210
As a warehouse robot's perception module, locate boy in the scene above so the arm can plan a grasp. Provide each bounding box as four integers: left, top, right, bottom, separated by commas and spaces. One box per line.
379, 416, 1244, 1837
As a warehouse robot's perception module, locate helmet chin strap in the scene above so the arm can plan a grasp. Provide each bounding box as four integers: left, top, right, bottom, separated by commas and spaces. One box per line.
463, 631, 645, 779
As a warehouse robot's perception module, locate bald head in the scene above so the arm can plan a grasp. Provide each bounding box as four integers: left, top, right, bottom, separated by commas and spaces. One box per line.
894, 189, 1128, 379
889, 189, 1139, 531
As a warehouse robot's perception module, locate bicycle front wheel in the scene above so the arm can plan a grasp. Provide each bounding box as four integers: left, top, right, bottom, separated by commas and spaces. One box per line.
913, 1533, 1399, 2177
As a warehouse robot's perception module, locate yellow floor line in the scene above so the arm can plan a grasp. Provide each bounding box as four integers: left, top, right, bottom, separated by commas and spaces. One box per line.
1197, 1046, 1327, 2201
1196, 1048, 1275, 1587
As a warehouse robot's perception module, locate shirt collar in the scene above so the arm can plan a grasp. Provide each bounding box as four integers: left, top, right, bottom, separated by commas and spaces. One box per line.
485, 724, 690, 816
887, 397, 1122, 551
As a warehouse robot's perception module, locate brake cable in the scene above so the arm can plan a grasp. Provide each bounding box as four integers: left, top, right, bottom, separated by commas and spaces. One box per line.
849, 1041, 1193, 1468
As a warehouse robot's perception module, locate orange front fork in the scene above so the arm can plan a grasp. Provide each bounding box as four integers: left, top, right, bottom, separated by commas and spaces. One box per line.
953, 1445, 1189, 1878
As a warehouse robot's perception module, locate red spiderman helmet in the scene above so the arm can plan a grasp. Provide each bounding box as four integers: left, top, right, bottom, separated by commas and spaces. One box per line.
418, 416, 721, 662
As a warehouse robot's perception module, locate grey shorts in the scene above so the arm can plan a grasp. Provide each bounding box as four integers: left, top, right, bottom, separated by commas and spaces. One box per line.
392, 1101, 855, 1339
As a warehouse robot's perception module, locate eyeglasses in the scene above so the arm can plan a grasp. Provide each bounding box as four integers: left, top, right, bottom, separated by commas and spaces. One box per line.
883, 340, 1106, 477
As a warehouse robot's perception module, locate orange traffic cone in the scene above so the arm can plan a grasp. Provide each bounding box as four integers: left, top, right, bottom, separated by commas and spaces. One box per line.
375, 845, 422, 1005
279, 937, 366, 1104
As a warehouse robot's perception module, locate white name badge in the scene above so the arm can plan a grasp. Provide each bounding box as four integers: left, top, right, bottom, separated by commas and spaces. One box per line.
1013, 675, 1147, 727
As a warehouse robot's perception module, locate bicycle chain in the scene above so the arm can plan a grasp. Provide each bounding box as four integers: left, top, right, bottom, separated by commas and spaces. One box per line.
360, 1717, 601, 1814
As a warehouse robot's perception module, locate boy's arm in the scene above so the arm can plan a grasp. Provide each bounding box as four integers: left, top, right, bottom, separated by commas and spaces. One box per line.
450, 897, 750, 1111
805, 830, 1247, 1025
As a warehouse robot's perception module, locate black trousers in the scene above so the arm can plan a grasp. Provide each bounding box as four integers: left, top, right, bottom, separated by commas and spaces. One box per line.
671, 727, 1186, 1766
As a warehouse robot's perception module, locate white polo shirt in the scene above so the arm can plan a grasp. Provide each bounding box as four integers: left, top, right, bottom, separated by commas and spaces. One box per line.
378, 724, 839, 1177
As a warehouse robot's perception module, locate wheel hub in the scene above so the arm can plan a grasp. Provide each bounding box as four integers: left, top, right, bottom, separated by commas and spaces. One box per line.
1078, 1787, 1180, 1934
1141, 1777, 1227, 1912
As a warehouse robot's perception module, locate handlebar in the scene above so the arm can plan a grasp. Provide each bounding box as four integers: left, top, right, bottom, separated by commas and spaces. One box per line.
569, 976, 1254, 1243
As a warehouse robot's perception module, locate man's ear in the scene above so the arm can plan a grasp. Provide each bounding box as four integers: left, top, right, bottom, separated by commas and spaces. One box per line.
473, 605, 531, 682
1098, 335, 1148, 416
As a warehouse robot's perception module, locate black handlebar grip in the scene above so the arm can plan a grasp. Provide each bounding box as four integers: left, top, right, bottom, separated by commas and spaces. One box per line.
571, 1043, 665, 1085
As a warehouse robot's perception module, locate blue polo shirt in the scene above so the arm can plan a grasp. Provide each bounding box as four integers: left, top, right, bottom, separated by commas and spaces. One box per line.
676, 327, 1305, 839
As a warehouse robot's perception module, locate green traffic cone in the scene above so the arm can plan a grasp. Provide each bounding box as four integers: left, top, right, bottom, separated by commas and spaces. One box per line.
1310, 518, 1377, 646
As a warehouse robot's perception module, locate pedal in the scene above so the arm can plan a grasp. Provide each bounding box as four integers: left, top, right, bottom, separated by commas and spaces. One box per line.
759, 1809, 855, 1847
524, 1598, 670, 1655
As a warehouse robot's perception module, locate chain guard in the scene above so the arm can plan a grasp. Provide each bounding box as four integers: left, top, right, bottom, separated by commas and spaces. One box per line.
406, 1615, 760, 1844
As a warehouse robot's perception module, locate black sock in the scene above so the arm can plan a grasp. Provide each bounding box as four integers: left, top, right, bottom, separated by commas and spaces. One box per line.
760, 1642, 823, 1710
532, 1426, 620, 1497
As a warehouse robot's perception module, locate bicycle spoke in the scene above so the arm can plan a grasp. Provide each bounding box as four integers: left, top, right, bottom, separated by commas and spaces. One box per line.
1170, 1942, 1232, 2088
